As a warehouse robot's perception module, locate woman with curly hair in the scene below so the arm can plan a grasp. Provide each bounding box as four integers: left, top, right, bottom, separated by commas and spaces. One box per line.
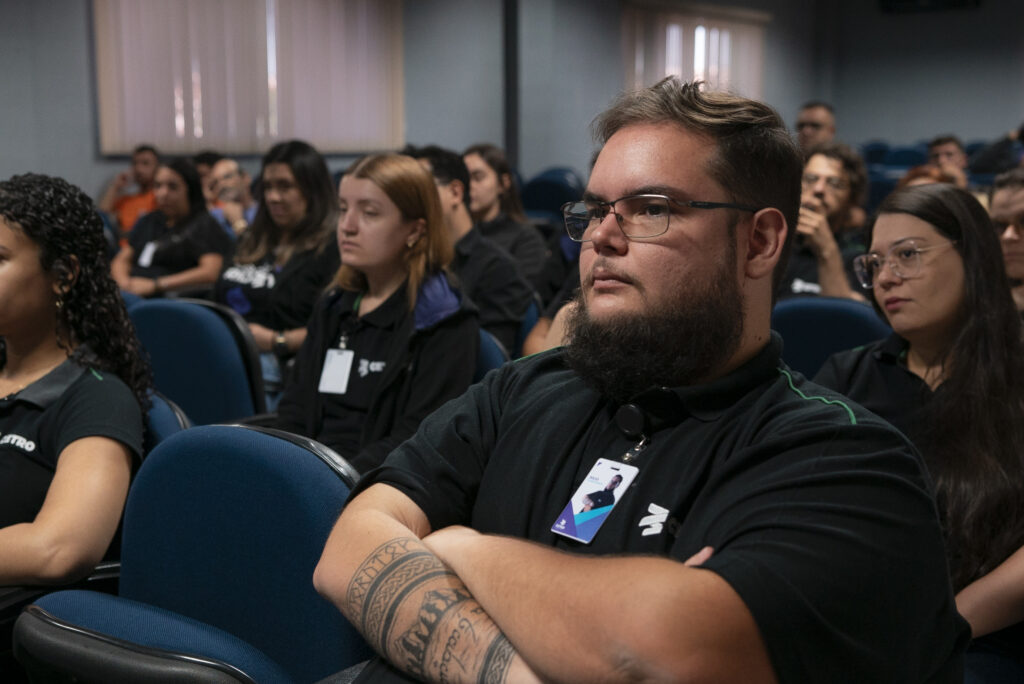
0, 172, 150, 585
814, 184, 1024, 680
111, 157, 232, 298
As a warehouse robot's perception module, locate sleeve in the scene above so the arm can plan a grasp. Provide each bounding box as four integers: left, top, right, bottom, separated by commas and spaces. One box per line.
350, 344, 519, 529
475, 247, 532, 351
274, 242, 340, 330
695, 414, 968, 682
350, 310, 480, 473
274, 295, 333, 434
185, 213, 235, 262
52, 372, 144, 462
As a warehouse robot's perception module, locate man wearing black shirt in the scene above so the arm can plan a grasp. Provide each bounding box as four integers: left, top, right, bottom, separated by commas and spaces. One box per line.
404, 145, 532, 351
315, 80, 968, 683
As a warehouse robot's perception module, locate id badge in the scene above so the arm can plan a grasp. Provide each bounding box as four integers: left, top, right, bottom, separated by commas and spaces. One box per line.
137, 241, 157, 268
551, 458, 639, 543
318, 348, 355, 394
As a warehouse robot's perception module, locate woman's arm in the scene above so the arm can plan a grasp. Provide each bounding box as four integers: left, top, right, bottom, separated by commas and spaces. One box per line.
956, 545, 1024, 638
110, 246, 135, 290
0, 436, 132, 585
248, 324, 308, 354
126, 253, 225, 297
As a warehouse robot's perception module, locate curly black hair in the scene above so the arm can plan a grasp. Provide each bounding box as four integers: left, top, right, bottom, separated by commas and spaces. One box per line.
0, 173, 152, 409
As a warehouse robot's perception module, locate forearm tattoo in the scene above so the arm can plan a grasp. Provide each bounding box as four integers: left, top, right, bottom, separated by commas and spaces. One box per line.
346, 537, 516, 684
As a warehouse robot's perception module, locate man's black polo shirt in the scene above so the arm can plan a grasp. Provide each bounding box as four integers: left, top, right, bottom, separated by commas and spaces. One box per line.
355, 335, 968, 683
452, 228, 531, 351
0, 359, 143, 528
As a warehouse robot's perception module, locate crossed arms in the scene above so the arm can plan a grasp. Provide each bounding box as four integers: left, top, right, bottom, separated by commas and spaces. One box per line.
313, 483, 775, 684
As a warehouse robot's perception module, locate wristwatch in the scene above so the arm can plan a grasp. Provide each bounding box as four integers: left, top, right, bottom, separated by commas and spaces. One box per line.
273, 331, 289, 356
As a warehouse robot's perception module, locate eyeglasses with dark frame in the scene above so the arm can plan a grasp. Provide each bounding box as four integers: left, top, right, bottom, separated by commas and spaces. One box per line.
561, 194, 760, 242
852, 239, 958, 289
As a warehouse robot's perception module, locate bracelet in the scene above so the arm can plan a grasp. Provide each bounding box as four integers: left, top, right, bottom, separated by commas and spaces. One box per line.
273, 331, 289, 356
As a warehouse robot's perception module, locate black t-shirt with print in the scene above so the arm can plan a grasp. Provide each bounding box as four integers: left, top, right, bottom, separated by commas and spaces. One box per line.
128, 210, 233, 279
0, 359, 143, 529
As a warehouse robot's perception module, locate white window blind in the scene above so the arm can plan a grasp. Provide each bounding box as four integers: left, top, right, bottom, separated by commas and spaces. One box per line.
624, 3, 768, 99
93, 0, 403, 155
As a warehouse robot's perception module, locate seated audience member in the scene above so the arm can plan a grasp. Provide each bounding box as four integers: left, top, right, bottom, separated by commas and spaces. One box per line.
111, 157, 233, 298
463, 143, 548, 289
927, 135, 970, 189
313, 79, 967, 683
899, 163, 958, 189
406, 145, 532, 351
209, 157, 259, 236
778, 141, 867, 300
0, 173, 148, 586
193, 150, 225, 210
990, 168, 1024, 312
274, 154, 477, 473
212, 140, 339, 408
794, 100, 836, 156
97, 144, 159, 235
970, 120, 1024, 176
814, 183, 1024, 681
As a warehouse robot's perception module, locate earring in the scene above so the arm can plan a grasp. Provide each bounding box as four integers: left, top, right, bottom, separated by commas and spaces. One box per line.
55, 297, 64, 310
407, 238, 417, 248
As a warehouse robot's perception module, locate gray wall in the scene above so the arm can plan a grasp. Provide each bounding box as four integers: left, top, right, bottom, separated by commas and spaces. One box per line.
2, 0, 1022, 201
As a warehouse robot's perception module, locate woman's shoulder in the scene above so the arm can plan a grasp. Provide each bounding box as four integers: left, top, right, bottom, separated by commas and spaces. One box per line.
413, 272, 478, 333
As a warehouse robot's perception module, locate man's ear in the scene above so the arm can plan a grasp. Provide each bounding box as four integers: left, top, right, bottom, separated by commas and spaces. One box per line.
449, 179, 467, 205
744, 208, 787, 281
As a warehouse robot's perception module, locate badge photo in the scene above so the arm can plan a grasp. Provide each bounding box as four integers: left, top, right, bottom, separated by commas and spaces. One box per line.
552, 458, 638, 544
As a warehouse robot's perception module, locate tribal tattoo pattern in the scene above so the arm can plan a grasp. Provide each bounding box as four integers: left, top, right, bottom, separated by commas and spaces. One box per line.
346, 537, 517, 684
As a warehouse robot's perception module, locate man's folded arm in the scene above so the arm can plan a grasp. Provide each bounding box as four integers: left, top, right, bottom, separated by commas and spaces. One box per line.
313, 483, 541, 684
423, 526, 777, 684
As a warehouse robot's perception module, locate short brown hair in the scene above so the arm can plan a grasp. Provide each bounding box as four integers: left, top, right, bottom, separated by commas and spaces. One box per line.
806, 141, 868, 207
592, 77, 803, 295
334, 154, 453, 310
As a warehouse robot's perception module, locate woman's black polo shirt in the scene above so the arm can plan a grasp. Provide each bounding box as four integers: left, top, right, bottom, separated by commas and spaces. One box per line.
0, 359, 143, 528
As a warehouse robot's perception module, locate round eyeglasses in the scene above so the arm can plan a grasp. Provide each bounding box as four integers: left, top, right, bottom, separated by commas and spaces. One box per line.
561, 194, 759, 242
853, 239, 958, 289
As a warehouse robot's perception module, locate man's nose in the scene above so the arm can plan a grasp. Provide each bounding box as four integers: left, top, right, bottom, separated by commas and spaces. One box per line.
1002, 223, 1022, 242
588, 212, 628, 254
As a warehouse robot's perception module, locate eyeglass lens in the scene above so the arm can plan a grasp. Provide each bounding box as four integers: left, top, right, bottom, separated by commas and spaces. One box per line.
564, 196, 670, 240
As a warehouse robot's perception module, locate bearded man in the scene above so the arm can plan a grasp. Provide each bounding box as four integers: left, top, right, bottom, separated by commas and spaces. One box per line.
313, 79, 968, 684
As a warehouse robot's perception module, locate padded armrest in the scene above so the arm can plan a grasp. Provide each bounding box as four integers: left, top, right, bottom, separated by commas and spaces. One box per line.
14, 591, 291, 684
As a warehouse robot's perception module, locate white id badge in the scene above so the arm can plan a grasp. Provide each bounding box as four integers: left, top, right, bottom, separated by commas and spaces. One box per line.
137, 241, 157, 268
551, 458, 639, 543
318, 349, 355, 394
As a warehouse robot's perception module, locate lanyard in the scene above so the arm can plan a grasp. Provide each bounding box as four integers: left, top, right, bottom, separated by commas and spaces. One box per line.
337, 293, 365, 350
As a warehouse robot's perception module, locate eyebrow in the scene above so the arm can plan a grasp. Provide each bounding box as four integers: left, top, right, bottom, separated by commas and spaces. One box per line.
868, 237, 929, 253
582, 185, 689, 202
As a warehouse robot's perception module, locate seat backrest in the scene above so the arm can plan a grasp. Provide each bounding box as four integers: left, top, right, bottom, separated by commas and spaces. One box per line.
522, 166, 584, 215
143, 390, 191, 455
772, 297, 892, 378
513, 296, 541, 358
475, 329, 510, 382
118, 425, 371, 682
129, 299, 265, 424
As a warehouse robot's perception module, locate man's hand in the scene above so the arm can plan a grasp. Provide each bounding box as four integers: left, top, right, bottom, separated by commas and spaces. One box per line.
796, 198, 839, 258
220, 200, 246, 228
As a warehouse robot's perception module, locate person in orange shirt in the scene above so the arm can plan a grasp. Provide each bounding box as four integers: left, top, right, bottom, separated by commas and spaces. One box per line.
98, 145, 159, 235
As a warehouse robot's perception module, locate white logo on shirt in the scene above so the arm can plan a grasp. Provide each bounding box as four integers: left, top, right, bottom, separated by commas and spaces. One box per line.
639, 503, 668, 536
221, 263, 276, 289
0, 432, 36, 452
791, 278, 822, 294
357, 359, 386, 378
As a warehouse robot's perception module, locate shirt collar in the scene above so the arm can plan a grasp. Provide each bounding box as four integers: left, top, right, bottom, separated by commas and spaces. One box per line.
5, 357, 87, 409
338, 283, 409, 330
619, 333, 784, 430
874, 333, 909, 363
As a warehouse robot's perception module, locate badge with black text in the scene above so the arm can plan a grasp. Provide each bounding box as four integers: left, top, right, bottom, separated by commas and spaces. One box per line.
551, 459, 638, 543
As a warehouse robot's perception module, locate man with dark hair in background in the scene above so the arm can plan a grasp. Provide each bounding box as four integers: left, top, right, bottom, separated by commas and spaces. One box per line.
778, 141, 868, 300
403, 145, 531, 351
314, 80, 967, 683
98, 144, 160, 234
209, 157, 258, 236
928, 135, 970, 189
794, 101, 836, 156
991, 168, 1024, 311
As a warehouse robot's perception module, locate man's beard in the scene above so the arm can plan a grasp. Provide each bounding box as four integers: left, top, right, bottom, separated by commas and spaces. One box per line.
563, 257, 744, 402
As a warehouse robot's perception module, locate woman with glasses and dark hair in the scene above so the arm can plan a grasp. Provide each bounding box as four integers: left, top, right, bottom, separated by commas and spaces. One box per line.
463, 143, 547, 288
0, 173, 150, 586
814, 183, 1024, 681
211, 140, 339, 408
273, 154, 477, 474
111, 157, 232, 298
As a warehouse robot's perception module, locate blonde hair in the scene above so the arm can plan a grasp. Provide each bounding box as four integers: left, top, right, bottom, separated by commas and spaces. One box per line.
333, 154, 452, 309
